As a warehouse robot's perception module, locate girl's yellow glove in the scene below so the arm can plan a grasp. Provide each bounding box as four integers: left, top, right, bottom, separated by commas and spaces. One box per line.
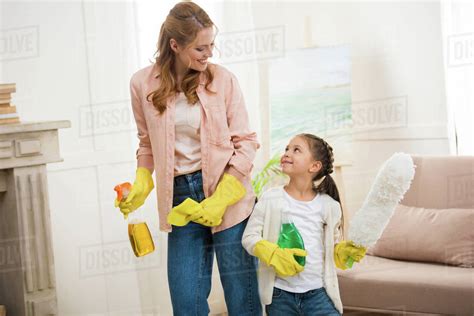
334, 240, 366, 270
253, 240, 307, 277
116, 167, 154, 217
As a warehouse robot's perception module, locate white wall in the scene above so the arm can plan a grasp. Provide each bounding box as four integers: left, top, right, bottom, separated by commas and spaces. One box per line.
0, 1, 450, 315
442, 1, 474, 155
1, 1, 166, 315
236, 1, 449, 224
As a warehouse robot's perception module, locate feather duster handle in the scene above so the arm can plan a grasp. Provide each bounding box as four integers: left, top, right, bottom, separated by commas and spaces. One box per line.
348, 153, 415, 259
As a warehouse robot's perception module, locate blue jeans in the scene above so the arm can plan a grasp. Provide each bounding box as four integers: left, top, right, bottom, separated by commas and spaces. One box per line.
168, 170, 262, 316
266, 287, 340, 316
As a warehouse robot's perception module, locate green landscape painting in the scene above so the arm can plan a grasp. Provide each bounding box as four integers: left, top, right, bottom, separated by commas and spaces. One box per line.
269, 46, 351, 157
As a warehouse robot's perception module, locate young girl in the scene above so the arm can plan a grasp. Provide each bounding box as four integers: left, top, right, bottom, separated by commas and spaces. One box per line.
242, 133, 365, 315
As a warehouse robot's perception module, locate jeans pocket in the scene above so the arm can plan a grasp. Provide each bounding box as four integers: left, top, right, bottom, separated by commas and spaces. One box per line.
272, 287, 283, 298
308, 288, 324, 296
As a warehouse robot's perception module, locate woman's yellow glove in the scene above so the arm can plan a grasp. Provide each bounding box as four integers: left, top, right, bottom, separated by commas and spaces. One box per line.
167, 173, 246, 227
253, 240, 307, 277
334, 240, 367, 270
167, 198, 202, 226
116, 167, 154, 218
192, 173, 246, 227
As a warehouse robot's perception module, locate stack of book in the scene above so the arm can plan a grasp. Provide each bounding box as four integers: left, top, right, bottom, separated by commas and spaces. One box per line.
0, 83, 20, 124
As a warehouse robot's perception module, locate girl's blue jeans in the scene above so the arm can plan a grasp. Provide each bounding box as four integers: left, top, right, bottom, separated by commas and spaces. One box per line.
167, 170, 262, 316
265, 287, 340, 316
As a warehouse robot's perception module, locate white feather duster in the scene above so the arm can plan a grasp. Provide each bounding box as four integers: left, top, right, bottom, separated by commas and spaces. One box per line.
348, 152, 415, 248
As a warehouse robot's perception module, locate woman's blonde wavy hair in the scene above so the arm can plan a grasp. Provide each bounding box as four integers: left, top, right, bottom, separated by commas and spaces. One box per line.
147, 1, 216, 114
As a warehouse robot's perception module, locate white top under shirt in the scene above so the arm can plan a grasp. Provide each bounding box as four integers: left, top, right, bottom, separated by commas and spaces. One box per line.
174, 93, 202, 176
274, 190, 325, 293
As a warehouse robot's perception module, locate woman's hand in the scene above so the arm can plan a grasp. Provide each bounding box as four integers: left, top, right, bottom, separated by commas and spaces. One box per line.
116, 167, 154, 218
191, 173, 246, 226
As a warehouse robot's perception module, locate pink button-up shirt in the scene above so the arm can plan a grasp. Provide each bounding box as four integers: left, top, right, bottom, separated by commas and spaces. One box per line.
130, 63, 260, 233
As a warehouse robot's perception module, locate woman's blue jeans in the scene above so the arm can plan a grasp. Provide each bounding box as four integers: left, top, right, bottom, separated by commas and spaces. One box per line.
167, 170, 262, 316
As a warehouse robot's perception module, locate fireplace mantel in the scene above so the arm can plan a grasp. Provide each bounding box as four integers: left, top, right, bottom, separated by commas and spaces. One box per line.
0, 120, 70, 316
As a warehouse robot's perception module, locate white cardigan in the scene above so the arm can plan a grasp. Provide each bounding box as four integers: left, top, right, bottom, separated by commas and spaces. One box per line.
242, 186, 343, 314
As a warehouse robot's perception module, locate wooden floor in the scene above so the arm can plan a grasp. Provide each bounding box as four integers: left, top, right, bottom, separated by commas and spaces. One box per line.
214, 312, 406, 316
213, 311, 434, 316
344, 309, 442, 316
345, 311, 394, 315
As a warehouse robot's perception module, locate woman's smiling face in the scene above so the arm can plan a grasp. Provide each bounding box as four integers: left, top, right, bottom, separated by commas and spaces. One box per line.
173, 27, 215, 73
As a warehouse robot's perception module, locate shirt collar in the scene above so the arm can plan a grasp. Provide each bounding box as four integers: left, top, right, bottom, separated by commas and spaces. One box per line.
153, 63, 207, 85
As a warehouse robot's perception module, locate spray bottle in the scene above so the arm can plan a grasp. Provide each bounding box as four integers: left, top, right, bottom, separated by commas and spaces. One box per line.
277, 211, 305, 266
114, 182, 155, 257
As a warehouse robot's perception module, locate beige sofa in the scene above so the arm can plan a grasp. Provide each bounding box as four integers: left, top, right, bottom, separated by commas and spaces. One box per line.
337, 156, 474, 315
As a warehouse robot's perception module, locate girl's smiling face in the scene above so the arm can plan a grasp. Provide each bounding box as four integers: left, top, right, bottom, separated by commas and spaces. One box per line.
281, 136, 322, 178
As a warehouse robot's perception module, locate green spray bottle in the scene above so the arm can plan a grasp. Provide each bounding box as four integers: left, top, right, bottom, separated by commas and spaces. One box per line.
277, 211, 306, 266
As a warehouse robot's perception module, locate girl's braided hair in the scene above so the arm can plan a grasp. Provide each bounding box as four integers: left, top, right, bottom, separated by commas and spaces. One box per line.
299, 133, 344, 236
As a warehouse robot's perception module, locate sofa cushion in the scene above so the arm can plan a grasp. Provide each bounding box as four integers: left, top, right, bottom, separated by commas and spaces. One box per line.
401, 155, 474, 209
367, 204, 474, 267
337, 255, 474, 316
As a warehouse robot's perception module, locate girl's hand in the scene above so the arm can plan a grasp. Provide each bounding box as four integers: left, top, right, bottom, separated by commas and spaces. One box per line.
334, 241, 366, 270
253, 240, 307, 277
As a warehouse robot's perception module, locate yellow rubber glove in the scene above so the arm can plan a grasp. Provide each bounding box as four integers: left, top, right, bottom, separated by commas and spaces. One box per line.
168, 173, 246, 227
253, 240, 307, 277
116, 167, 154, 218
167, 198, 203, 226
334, 240, 367, 270
192, 173, 246, 227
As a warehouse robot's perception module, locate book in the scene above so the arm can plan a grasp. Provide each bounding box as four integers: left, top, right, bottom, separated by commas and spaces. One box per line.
0, 117, 20, 124
0, 113, 18, 119
0, 99, 11, 105
0, 106, 16, 114
0, 93, 11, 100
0, 83, 16, 94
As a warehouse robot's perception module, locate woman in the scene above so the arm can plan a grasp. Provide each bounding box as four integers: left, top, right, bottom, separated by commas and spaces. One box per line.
116, 2, 262, 315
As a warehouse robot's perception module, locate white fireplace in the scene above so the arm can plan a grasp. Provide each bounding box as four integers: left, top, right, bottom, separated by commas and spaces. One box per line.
0, 120, 70, 316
